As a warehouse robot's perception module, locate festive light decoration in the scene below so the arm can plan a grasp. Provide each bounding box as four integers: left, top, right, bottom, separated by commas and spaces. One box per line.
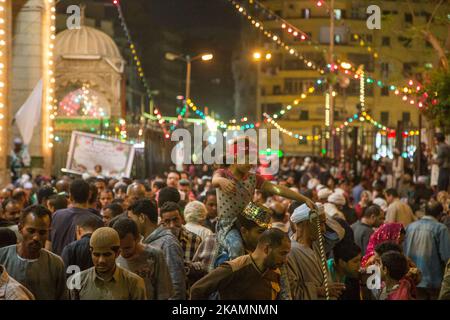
247, 0, 309, 41
264, 113, 320, 141
45, 0, 56, 150
58, 85, 108, 117
0, 0, 6, 154
359, 68, 365, 111
227, 0, 325, 74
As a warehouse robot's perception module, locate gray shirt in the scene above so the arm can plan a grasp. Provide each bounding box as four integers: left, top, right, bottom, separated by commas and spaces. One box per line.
0, 245, 67, 300
68, 265, 147, 300
351, 221, 374, 256
116, 245, 173, 300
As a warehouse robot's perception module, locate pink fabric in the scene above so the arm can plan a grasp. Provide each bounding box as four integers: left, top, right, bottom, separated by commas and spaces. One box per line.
387, 278, 415, 300
361, 222, 404, 268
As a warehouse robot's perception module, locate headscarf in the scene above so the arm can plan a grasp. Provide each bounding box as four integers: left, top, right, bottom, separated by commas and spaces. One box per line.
290, 203, 311, 224
361, 223, 404, 268
184, 200, 207, 224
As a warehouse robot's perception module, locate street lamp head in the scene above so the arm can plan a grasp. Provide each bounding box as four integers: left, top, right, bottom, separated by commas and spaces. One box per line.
201, 54, 213, 61
253, 51, 262, 61
165, 52, 179, 61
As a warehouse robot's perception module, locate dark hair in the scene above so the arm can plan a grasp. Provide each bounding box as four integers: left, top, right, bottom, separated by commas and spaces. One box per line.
112, 218, 139, 240
205, 189, 217, 198
128, 199, 158, 224
160, 201, 181, 215
158, 187, 180, 207
0, 227, 17, 248
375, 242, 402, 256
37, 186, 56, 205
153, 181, 167, 190
258, 228, 290, 248
362, 205, 381, 218
69, 179, 90, 203
47, 194, 68, 211
168, 171, 181, 178
425, 201, 443, 218
381, 251, 408, 281
435, 132, 445, 143
385, 188, 398, 198
74, 214, 103, 231
114, 183, 128, 194
111, 198, 125, 206
19, 205, 52, 225
88, 183, 98, 204
95, 178, 106, 185
100, 189, 114, 196
333, 243, 361, 263
288, 201, 303, 215
104, 203, 124, 218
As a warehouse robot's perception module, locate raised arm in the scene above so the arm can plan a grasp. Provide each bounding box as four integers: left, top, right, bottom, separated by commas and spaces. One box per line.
261, 181, 315, 209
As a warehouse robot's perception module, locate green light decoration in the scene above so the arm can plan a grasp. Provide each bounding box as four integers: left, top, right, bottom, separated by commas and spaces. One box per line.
259, 149, 284, 157
321, 148, 327, 155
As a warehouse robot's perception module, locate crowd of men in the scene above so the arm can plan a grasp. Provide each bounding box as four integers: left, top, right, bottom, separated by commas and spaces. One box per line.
0, 135, 449, 300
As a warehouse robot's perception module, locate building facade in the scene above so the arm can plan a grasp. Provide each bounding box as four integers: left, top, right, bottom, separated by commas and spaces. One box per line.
234, 0, 447, 156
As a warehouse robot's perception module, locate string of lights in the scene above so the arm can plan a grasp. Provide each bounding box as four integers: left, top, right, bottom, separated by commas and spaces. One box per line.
45, 0, 56, 150
263, 113, 321, 141
226, 0, 326, 74
0, 0, 7, 155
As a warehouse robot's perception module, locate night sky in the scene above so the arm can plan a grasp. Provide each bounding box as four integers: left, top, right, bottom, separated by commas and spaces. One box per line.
122, 0, 243, 120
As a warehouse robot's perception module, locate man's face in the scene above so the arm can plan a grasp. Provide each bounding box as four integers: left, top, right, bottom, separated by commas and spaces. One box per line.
385, 194, 394, 204
119, 233, 138, 259
179, 185, 190, 195
19, 213, 50, 254
91, 247, 119, 275
264, 238, 291, 270
115, 189, 127, 200
95, 182, 106, 193
339, 254, 362, 279
101, 208, 113, 226
100, 191, 113, 208
204, 195, 217, 219
167, 173, 179, 188
5, 203, 21, 224
241, 225, 266, 252
161, 210, 183, 236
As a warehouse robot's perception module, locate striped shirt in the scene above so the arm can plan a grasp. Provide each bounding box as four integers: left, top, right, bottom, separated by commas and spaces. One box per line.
178, 227, 201, 262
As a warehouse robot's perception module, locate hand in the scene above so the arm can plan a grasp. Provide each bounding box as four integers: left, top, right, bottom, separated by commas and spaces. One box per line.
218, 178, 236, 194
306, 199, 316, 210
318, 283, 346, 298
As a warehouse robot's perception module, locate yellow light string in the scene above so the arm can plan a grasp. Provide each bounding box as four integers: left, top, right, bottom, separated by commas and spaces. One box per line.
0, 0, 6, 154
45, 0, 56, 149
263, 113, 320, 141
228, 0, 325, 74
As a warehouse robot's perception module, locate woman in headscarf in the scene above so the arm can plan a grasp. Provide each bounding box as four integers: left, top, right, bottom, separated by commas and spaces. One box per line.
361, 223, 405, 268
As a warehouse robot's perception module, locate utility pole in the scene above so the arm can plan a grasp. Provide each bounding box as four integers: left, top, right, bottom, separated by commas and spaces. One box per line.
186, 55, 192, 100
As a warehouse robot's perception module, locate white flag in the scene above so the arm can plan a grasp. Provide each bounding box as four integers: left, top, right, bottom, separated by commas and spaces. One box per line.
15, 79, 43, 145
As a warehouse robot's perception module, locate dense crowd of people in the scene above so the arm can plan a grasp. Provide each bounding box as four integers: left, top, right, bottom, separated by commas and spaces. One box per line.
0, 135, 449, 300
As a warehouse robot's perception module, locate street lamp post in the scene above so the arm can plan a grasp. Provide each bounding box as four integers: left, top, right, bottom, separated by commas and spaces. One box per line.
165, 52, 213, 101
252, 51, 271, 122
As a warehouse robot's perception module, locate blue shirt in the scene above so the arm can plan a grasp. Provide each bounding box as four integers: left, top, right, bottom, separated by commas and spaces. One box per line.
404, 216, 450, 288
352, 184, 364, 205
